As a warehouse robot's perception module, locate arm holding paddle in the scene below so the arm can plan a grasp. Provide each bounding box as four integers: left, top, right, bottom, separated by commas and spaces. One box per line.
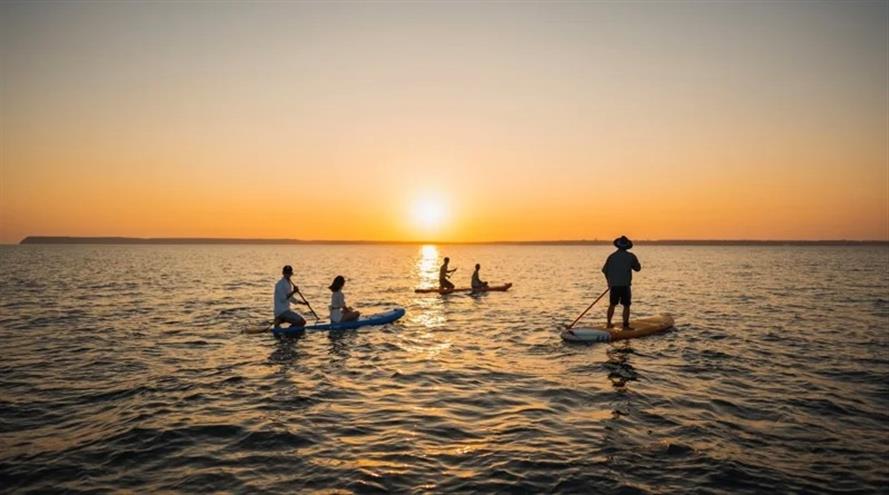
287, 285, 309, 305
290, 283, 321, 321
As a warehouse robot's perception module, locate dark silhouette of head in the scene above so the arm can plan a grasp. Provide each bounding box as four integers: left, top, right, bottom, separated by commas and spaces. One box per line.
329, 275, 346, 292
613, 236, 633, 250
444, 257, 450, 264
475, 264, 480, 270
282, 265, 293, 277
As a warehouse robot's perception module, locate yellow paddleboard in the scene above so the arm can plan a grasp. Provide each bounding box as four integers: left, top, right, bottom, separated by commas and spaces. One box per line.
561, 314, 675, 343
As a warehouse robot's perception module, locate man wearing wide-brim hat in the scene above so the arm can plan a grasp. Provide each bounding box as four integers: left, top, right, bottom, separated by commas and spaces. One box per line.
602, 236, 642, 329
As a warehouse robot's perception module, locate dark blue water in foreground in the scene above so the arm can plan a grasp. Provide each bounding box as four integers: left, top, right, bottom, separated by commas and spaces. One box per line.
1, 244, 887, 493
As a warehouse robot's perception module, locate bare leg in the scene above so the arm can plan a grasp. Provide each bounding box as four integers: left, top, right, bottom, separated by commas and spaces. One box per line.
622, 305, 631, 329
342, 309, 360, 322
607, 304, 616, 328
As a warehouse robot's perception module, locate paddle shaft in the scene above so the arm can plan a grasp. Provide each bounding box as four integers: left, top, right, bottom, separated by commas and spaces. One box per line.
292, 283, 321, 321
567, 287, 610, 329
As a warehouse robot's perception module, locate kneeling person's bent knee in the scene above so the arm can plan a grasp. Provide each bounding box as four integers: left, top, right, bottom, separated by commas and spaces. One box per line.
277, 310, 306, 326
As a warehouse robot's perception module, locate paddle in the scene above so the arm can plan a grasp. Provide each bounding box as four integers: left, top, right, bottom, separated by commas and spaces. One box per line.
567, 287, 610, 329
292, 283, 321, 322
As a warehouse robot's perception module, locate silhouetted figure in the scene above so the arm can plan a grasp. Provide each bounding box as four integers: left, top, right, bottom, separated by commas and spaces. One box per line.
329, 275, 360, 323
439, 257, 457, 290
274, 265, 308, 328
602, 236, 641, 329
471, 263, 489, 290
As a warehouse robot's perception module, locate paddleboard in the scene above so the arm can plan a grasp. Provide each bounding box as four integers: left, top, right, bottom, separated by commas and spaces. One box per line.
272, 307, 405, 337
561, 314, 674, 343
414, 283, 513, 294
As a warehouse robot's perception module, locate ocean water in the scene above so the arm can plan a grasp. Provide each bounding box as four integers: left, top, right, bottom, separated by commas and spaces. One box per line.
1, 244, 887, 494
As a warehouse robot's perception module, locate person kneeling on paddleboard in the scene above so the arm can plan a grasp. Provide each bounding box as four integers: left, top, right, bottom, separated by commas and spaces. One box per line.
602, 236, 641, 330
439, 257, 457, 291
274, 265, 308, 329
329, 275, 360, 323
471, 263, 489, 290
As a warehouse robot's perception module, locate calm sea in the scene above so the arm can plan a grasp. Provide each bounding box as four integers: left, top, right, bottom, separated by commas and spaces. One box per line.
1, 244, 887, 493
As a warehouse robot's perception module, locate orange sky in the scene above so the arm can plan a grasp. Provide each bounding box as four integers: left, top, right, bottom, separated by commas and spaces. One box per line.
1, 1, 887, 243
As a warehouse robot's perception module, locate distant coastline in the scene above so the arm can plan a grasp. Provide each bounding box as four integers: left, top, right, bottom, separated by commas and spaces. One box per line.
17, 236, 889, 246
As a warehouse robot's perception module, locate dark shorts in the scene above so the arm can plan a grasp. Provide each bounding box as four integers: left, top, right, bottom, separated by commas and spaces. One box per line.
609, 286, 631, 306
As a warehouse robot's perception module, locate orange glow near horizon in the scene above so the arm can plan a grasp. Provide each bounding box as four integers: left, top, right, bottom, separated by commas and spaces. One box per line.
410, 196, 449, 237
1, 2, 887, 243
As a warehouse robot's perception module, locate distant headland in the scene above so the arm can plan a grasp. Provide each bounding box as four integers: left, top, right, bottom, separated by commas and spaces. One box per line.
18, 236, 889, 246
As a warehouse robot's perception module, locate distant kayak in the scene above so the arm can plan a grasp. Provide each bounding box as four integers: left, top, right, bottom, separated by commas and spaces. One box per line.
561, 314, 674, 343
414, 283, 513, 294
272, 307, 405, 337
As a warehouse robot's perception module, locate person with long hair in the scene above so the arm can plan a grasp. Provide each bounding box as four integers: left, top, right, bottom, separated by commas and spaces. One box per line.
328, 275, 360, 323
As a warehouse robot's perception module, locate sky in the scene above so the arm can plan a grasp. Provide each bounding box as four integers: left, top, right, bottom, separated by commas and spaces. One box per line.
1, 0, 887, 243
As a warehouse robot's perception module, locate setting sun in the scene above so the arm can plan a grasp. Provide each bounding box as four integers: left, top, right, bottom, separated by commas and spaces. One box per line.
411, 198, 448, 233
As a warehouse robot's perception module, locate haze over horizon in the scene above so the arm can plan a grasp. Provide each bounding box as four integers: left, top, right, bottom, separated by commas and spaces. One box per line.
2, 1, 887, 243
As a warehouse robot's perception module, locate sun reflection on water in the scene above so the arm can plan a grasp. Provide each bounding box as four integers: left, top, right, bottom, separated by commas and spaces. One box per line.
417, 244, 439, 285
411, 244, 450, 331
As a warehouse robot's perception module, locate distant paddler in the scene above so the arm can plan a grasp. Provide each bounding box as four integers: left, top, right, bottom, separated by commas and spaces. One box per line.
471, 263, 489, 290
602, 235, 642, 329
273, 265, 310, 329
439, 257, 457, 291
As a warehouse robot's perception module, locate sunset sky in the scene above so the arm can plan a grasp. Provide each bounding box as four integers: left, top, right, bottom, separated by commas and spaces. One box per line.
1, 1, 887, 243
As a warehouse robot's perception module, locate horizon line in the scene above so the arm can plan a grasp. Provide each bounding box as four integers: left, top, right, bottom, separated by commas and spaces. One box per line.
14, 236, 889, 246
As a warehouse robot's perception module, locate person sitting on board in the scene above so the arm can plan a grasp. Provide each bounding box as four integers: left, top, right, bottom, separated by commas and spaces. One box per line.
273, 265, 308, 329
439, 257, 457, 291
602, 235, 642, 330
471, 263, 489, 290
329, 275, 360, 323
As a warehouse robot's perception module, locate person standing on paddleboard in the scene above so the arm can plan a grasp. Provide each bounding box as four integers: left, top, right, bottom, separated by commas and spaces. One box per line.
439, 257, 457, 291
274, 265, 308, 329
602, 236, 641, 329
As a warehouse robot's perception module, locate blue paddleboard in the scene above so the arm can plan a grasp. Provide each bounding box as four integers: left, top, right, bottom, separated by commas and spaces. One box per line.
272, 307, 406, 337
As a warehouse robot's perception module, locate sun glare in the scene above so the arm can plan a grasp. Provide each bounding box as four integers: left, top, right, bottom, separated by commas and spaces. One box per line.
411, 198, 447, 232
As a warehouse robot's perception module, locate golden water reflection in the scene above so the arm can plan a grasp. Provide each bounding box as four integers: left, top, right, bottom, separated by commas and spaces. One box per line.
410, 244, 449, 332
416, 244, 439, 286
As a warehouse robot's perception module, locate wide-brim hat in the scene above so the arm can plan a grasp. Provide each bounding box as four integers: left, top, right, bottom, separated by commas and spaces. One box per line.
613, 236, 633, 249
